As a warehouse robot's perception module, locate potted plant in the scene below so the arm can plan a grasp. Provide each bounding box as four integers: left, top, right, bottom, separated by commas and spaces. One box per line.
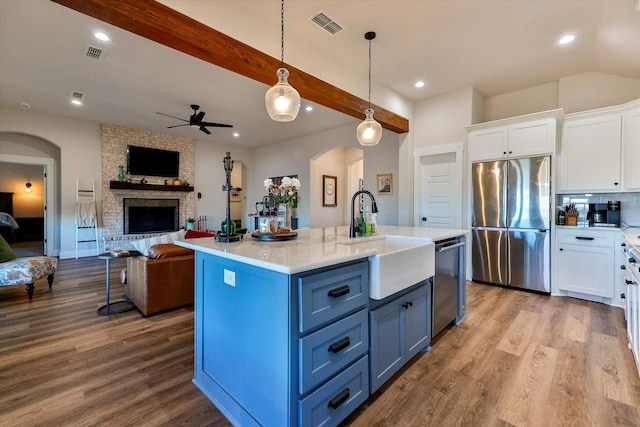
186, 217, 196, 230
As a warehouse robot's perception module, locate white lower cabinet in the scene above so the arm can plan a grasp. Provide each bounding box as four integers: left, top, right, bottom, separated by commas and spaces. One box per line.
623, 243, 640, 377
556, 228, 615, 299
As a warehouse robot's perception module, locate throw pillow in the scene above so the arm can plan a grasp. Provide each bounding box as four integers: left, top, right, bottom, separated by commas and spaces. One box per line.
185, 229, 215, 239
131, 229, 185, 257
0, 233, 17, 263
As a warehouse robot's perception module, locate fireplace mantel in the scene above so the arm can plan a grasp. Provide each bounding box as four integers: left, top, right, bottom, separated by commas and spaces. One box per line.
109, 181, 194, 192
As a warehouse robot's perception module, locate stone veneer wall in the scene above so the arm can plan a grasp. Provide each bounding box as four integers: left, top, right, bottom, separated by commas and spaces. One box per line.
101, 124, 196, 240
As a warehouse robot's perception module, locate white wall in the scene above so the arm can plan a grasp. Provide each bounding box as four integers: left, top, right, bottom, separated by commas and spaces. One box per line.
559, 71, 640, 113
250, 123, 399, 228
484, 81, 559, 121
193, 141, 251, 231
413, 87, 476, 150
1, 106, 101, 257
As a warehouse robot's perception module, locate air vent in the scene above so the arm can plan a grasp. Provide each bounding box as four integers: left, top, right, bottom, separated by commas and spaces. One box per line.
310, 11, 344, 35
83, 44, 107, 60
70, 91, 86, 104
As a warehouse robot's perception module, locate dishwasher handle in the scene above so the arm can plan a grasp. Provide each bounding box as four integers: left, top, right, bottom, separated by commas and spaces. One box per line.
436, 241, 465, 253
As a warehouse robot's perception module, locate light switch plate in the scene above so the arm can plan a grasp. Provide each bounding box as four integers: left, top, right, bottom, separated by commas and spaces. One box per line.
223, 269, 236, 286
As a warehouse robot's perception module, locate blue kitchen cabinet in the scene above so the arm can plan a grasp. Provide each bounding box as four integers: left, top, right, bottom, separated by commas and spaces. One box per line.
369, 281, 431, 393
193, 251, 370, 426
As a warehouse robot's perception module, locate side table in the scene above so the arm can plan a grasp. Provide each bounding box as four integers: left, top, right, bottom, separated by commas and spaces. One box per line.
97, 252, 137, 315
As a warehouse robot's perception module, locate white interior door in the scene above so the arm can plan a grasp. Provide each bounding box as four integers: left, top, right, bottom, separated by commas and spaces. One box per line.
414, 143, 462, 229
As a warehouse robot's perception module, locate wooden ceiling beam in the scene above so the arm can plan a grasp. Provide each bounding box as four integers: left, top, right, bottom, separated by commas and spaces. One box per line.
51, 0, 409, 134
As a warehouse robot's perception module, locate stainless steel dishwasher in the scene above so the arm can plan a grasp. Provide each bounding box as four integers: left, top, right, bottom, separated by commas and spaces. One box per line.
433, 237, 465, 337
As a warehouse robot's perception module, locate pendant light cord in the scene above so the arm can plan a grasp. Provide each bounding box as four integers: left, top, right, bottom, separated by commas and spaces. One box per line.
280, 0, 285, 67
368, 38, 372, 109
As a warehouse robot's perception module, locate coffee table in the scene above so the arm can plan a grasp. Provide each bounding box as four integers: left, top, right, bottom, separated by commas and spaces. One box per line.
97, 252, 137, 315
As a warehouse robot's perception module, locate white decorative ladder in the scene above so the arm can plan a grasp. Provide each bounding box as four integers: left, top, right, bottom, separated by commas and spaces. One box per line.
75, 178, 99, 259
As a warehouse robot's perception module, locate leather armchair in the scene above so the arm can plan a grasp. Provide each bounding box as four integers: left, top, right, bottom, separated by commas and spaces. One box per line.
125, 243, 194, 316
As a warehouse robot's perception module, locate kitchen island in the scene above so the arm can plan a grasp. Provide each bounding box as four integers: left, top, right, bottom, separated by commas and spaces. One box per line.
177, 225, 468, 427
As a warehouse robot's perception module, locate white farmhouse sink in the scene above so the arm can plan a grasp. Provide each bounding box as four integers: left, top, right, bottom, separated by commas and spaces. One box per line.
338, 235, 435, 300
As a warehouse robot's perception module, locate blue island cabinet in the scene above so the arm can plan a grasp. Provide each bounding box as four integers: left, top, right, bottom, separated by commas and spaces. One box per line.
369, 281, 432, 393
193, 251, 370, 427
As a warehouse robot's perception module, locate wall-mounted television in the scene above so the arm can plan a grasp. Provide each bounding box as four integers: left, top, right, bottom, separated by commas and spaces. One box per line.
127, 145, 179, 178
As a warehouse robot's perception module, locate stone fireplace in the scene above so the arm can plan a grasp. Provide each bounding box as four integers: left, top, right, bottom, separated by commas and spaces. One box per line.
101, 124, 196, 249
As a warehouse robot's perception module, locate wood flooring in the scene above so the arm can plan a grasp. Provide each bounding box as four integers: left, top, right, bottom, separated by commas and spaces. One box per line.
1, 257, 639, 426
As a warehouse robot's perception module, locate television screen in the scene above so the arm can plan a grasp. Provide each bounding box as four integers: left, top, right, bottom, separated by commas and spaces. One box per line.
127, 145, 179, 178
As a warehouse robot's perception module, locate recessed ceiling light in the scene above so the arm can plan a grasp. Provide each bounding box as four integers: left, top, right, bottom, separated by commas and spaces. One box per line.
558, 34, 575, 45
71, 99, 83, 106
305, 106, 313, 112
233, 132, 240, 138
94, 31, 110, 42
414, 81, 425, 88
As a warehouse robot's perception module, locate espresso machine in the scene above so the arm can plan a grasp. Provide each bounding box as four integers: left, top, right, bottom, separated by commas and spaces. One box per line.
587, 201, 620, 227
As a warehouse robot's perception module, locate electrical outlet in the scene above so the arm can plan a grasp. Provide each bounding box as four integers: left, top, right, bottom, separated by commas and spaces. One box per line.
223, 269, 236, 287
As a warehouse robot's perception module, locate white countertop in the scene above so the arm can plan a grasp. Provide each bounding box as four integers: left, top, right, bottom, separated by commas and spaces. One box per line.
623, 226, 640, 249
175, 225, 469, 275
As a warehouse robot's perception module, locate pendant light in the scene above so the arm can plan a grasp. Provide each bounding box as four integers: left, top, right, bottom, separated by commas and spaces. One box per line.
265, 0, 300, 122
25, 180, 32, 193
356, 31, 382, 146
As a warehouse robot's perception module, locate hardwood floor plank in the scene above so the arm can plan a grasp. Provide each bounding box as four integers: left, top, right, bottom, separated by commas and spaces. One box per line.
496, 309, 541, 356
562, 302, 592, 343
497, 343, 559, 426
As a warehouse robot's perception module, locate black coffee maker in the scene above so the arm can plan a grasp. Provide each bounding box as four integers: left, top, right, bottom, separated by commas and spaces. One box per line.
587, 201, 620, 227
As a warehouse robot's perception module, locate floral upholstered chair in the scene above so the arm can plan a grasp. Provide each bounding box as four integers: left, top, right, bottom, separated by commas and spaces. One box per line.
0, 234, 57, 300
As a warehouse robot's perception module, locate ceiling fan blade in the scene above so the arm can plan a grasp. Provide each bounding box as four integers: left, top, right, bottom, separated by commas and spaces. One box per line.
167, 124, 189, 128
200, 121, 233, 128
156, 112, 188, 122
194, 111, 205, 123
200, 126, 211, 135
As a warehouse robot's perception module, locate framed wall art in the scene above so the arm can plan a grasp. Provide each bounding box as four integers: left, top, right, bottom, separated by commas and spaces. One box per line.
322, 175, 337, 207
376, 173, 393, 195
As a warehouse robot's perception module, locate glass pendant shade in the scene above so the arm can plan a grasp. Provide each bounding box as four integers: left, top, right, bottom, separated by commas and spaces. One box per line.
357, 108, 382, 146
265, 68, 301, 122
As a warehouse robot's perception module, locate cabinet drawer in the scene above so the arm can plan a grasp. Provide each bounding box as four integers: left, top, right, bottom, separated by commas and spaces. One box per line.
299, 309, 368, 395
298, 261, 369, 333
556, 229, 615, 247
298, 355, 369, 427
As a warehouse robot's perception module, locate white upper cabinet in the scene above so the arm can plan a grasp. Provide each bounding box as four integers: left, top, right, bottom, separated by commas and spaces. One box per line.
559, 114, 622, 193
623, 106, 640, 192
467, 111, 560, 162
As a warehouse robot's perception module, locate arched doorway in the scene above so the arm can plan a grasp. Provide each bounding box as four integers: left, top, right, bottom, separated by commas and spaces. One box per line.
309, 147, 363, 228
0, 132, 60, 256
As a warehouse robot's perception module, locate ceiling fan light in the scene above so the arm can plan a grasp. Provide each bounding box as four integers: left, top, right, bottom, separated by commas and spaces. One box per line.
357, 108, 382, 146
265, 68, 300, 122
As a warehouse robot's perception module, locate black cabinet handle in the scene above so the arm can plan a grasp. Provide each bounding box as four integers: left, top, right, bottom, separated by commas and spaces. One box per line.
626, 279, 635, 285
402, 301, 413, 309
559, 248, 563, 251
575, 236, 595, 241
328, 336, 350, 353
421, 217, 427, 221
327, 388, 350, 409
621, 265, 626, 270
328, 285, 350, 298
614, 182, 619, 186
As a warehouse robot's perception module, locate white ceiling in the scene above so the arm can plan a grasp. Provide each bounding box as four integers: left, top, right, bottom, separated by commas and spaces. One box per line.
1, 0, 639, 148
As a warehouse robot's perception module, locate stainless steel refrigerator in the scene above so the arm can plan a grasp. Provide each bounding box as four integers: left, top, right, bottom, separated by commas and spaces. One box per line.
471, 156, 551, 293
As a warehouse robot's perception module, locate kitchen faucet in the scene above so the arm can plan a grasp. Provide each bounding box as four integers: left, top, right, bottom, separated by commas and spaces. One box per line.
350, 190, 379, 238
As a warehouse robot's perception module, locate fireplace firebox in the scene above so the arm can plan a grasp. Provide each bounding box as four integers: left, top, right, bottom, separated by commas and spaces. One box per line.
124, 198, 179, 234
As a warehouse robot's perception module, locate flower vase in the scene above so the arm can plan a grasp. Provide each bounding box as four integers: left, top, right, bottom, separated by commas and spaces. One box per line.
117, 165, 125, 182
278, 203, 292, 230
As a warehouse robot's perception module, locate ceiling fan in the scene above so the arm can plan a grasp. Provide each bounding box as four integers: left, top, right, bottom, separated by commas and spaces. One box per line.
156, 104, 233, 135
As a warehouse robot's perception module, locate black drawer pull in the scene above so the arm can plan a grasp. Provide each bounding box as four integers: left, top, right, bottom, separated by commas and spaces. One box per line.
626, 279, 634, 285
328, 336, 350, 353
328, 285, 350, 298
327, 388, 350, 409
402, 301, 413, 309
575, 236, 595, 241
